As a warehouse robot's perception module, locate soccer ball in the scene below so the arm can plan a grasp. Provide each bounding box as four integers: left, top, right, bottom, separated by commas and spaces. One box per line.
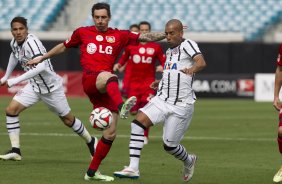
89, 107, 113, 131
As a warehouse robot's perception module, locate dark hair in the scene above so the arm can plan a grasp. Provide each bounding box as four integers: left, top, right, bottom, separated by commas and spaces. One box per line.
91, 2, 111, 18
10, 16, 28, 29
129, 24, 139, 30
139, 21, 151, 31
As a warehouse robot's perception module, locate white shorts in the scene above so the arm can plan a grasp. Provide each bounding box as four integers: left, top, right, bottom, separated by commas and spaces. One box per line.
13, 84, 71, 117
140, 96, 194, 147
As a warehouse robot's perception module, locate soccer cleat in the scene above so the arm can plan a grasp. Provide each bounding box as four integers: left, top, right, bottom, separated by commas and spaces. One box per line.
183, 154, 197, 182
119, 96, 137, 119
84, 171, 114, 182
87, 136, 98, 156
113, 166, 140, 179
273, 166, 282, 183
0, 149, 22, 161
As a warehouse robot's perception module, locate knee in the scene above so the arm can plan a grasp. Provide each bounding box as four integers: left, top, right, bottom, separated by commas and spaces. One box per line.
103, 128, 117, 141
60, 113, 75, 127
163, 143, 177, 152
278, 126, 282, 137
5, 106, 19, 116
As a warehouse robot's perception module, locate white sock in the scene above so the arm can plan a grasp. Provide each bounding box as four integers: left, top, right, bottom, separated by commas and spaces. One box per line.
6, 115, 20, 148
71, 118, 92, 143
129, 121, 145, 171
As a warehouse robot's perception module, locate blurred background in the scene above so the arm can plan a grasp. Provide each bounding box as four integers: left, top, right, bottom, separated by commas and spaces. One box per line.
1, 0, 282, 101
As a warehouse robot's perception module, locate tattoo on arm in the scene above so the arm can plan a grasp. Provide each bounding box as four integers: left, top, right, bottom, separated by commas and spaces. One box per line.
139, 32, 166, 42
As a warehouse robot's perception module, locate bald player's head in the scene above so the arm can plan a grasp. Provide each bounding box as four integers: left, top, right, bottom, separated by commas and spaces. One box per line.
165, 19, 184, 48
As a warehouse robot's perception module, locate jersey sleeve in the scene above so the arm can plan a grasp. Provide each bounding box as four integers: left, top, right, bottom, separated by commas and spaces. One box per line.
183, 40, 202, 59
63, 28, 82, 48
277, 44, 282, 66
118, 47, 130, 66
0, 53, 18, 83
120, 30, 140, 46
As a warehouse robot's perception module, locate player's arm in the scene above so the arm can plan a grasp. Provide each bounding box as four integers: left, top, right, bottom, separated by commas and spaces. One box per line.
138, 32, 166, 42
0, 53, 18, 86
27, 43, 66, 65
274, 65, 282, 111
7, 62, 46, 87
113, 47, 130, 72
180, 54, 207, 75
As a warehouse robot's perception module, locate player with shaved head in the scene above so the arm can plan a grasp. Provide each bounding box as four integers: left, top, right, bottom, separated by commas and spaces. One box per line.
114, 19, 206, 182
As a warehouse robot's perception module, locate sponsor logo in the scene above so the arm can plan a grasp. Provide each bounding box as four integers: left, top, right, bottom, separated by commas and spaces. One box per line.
139, 47, 145, 54
106, 36, 115, 43
146, 48, 155, 55
87, 43, 97, 54
96, 35, 103, 41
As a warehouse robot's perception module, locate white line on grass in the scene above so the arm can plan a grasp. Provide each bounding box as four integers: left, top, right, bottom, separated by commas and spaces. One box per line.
0, 132, 275, 142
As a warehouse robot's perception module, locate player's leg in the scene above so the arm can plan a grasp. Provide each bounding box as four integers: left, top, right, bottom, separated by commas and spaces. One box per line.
114, 97, 164, 178
40, 86, 96, 156
273, 113, 282, 182
162, 103, 196, 182
0, 85, 39, 161
96, 72, 136, 119
85, 112, 118, 181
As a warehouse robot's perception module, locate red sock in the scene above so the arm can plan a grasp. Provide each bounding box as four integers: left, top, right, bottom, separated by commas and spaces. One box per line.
106, 77, 123, 107
144, 127, 150, 138
278, 136, 282, 154
88, 137, 113, 171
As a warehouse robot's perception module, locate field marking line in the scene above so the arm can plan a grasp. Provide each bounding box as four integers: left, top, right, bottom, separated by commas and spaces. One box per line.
0, 132, 275, 142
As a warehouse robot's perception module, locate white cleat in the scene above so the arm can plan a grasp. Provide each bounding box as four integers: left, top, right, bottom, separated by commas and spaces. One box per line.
273, 166, 282, 183
113, 166, 140, 179
120, 96, 137, 119
0, 150, 22, 161
183, 154, 197, 182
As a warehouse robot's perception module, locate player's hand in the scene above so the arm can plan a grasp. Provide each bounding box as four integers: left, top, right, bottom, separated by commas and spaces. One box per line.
156, 65, 163, 72
113, 63, 122, 72
27, 55, 43, 66
180, 68, 194, 75
273, 97, 281, 111
150, 80, 160, 90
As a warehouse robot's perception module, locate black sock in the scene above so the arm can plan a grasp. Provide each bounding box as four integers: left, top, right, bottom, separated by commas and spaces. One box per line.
11, 147, 21, 155
87, 169, 95, 177
87, 137, 95, 156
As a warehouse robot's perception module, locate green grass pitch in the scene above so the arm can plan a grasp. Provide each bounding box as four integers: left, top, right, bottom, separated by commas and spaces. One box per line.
0, 97, 279, 184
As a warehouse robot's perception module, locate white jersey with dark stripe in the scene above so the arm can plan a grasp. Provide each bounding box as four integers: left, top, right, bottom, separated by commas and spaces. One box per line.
157, 39, 201, 107
10, 33, 62, 94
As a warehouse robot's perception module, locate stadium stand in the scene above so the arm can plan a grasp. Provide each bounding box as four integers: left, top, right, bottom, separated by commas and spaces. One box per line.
84, 0, 282, 41
0, 0, 66, 31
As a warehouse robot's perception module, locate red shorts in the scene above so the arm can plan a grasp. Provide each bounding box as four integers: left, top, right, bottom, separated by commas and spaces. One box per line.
82, 74, 118, 112
128, 80, 155, 112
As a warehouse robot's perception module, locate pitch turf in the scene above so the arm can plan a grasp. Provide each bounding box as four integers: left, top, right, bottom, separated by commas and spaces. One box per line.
0, 97, 279, 184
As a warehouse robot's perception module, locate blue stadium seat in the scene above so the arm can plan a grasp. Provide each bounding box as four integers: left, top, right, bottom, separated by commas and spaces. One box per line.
84, 0, 282, 41
0, 0, 66, 31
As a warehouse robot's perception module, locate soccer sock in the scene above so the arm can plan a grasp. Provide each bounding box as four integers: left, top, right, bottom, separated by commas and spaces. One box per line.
144, 128, 150, 138
129, 119, 146, 171
106, 76, 123, 108
88, 136, 113, 172
164, 144, 193, 167
71, 118, 92, 143
278, 113, 282, 154
6, 114, 20, 149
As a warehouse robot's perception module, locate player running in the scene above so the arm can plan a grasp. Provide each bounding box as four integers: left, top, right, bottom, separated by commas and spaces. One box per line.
0, 16, 97, 161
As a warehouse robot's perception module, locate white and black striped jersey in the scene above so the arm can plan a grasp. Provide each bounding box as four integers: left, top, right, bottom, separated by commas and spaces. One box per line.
9, 33, 62, 94
157, 39, 202, 107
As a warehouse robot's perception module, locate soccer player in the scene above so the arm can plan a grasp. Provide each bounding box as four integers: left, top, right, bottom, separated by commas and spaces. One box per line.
273, 44, 282, 183
0, 17, 96, 161
113, 21, 166, 144
27, 2, 166, 181
118, 24, 140, 98
114, 19, 207, 182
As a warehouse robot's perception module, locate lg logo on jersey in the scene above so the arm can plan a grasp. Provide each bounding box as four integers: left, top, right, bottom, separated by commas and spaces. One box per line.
87, 43, 113, 55
133, 55, 152, 64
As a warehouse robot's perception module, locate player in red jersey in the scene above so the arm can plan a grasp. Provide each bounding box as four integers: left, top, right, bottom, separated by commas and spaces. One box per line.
27, 2, 166, 182
118, 24, 140, 98
114, 21, 166, 145
273, 44, 282, 183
